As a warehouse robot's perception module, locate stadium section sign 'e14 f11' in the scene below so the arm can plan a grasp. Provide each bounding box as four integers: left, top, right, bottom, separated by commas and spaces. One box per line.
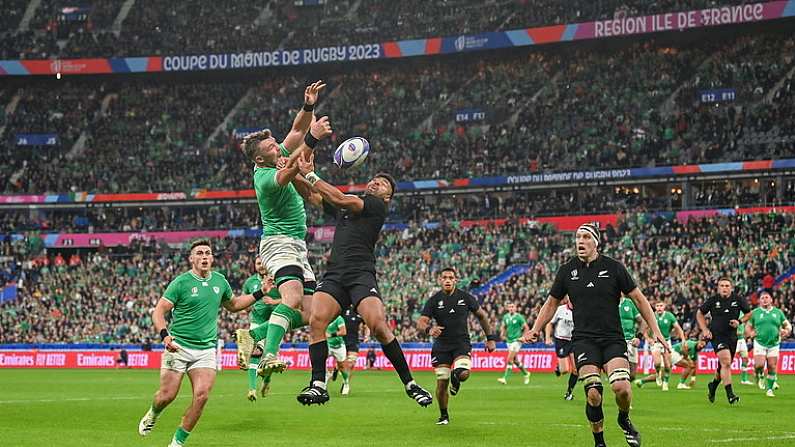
1, 2, 793, 76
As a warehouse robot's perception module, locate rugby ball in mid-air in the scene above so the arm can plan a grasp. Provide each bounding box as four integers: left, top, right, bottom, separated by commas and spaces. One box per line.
333, 137, 370, 169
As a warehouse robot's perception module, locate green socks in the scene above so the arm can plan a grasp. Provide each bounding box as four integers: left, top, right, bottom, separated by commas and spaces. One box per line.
263, 305, 293, 356
503, 366, 512, 380
263, 304, 306, 357
150, 404, 163, 416
341, 370, 349, 383
663, 369, 671, 384
767, 374, 776, 391
247, 356, 260, 390
174, 427, 190, 445
249, 325, 269, 343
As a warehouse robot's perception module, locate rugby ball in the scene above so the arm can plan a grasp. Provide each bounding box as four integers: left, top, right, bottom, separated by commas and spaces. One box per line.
333, 137, 370, 169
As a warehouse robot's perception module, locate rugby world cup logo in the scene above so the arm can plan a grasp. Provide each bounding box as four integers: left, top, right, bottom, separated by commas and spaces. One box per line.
454, 36, 466, 52
50, 59, 62, 74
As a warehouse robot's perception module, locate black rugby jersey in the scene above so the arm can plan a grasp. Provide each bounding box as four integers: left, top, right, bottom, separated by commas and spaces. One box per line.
550, 255, 637, 341
699, 293, 750, 337
421, 289, 480, 346
325, 195, 387, 273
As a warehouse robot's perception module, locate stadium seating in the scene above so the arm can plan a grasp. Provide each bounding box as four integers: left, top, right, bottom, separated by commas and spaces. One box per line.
0, 0, 754, 59
2, 213, 792, 344
3, 31, 794, 194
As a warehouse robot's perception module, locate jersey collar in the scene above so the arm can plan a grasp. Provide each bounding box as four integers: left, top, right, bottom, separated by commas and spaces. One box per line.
576, 254, 601, 268
190, 270, 212, 281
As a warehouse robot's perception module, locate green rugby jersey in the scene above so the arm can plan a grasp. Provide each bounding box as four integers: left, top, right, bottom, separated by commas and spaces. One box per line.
326, 316, 346, 349
750, 306, 787, 348
253, 144, 307, 240
618, 298, 640, 341
672, 340, 698, 361
501, 313, 526, 343
242, 274, 280, 325
163, 271, 233, 349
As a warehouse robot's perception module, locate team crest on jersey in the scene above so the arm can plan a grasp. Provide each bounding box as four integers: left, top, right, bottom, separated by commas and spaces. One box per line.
571, 269, 579, 280
438, 300, 444, 308
191, 287, 199, 296
715, 302, 721, 309
213, 286, 220, 294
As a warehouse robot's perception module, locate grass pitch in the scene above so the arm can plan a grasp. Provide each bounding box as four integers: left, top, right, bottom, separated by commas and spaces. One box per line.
0, 369, 793, 446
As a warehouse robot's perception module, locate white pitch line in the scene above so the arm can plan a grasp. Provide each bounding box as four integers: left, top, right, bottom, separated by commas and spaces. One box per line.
708, 434, 795, 443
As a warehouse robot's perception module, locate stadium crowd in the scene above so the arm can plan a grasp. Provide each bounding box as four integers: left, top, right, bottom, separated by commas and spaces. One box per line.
3, 31, 794, 195
1, 176, 790, 234
0, 0, 756, 59
1, 213, 792, 346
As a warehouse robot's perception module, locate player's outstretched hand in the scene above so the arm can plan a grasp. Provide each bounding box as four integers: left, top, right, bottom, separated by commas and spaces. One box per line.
429, 326, 444, 338
729, 319, 740, 328
701, 329, 713, 341
310, 116, 333, 139
163, 336, 181, 353
298, 153, 315, 176
305, 80, 326, 106
653, 333, 671, 352
276, 156, 289, 169
631, 337, 641, 347
485, 340, 496, 352
260, 278, 279, 305
521, 329, 540, 343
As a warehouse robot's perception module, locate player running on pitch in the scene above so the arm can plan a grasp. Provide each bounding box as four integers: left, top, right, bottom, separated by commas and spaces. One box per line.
743, 290, 791, 397
498, 302, 531, 385
618, 295, 643, 381
697, 277, 749, 405
524, 223, 667, 447
636, 339, 705, 390
735, 312, 754, 385
545, 296, 578, 400
235, 256, 281, 401
240, 81, 329, 375
324, 315, 349, 388
138, 240, 270, 447
638, 302, 685, 391
294, 153, 433, 408
339, 308, 364, 395
417, 268, 497, 425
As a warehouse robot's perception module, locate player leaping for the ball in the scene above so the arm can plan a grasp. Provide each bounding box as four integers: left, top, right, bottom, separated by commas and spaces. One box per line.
240, 81, 330, 376
294, 152, 433, 407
